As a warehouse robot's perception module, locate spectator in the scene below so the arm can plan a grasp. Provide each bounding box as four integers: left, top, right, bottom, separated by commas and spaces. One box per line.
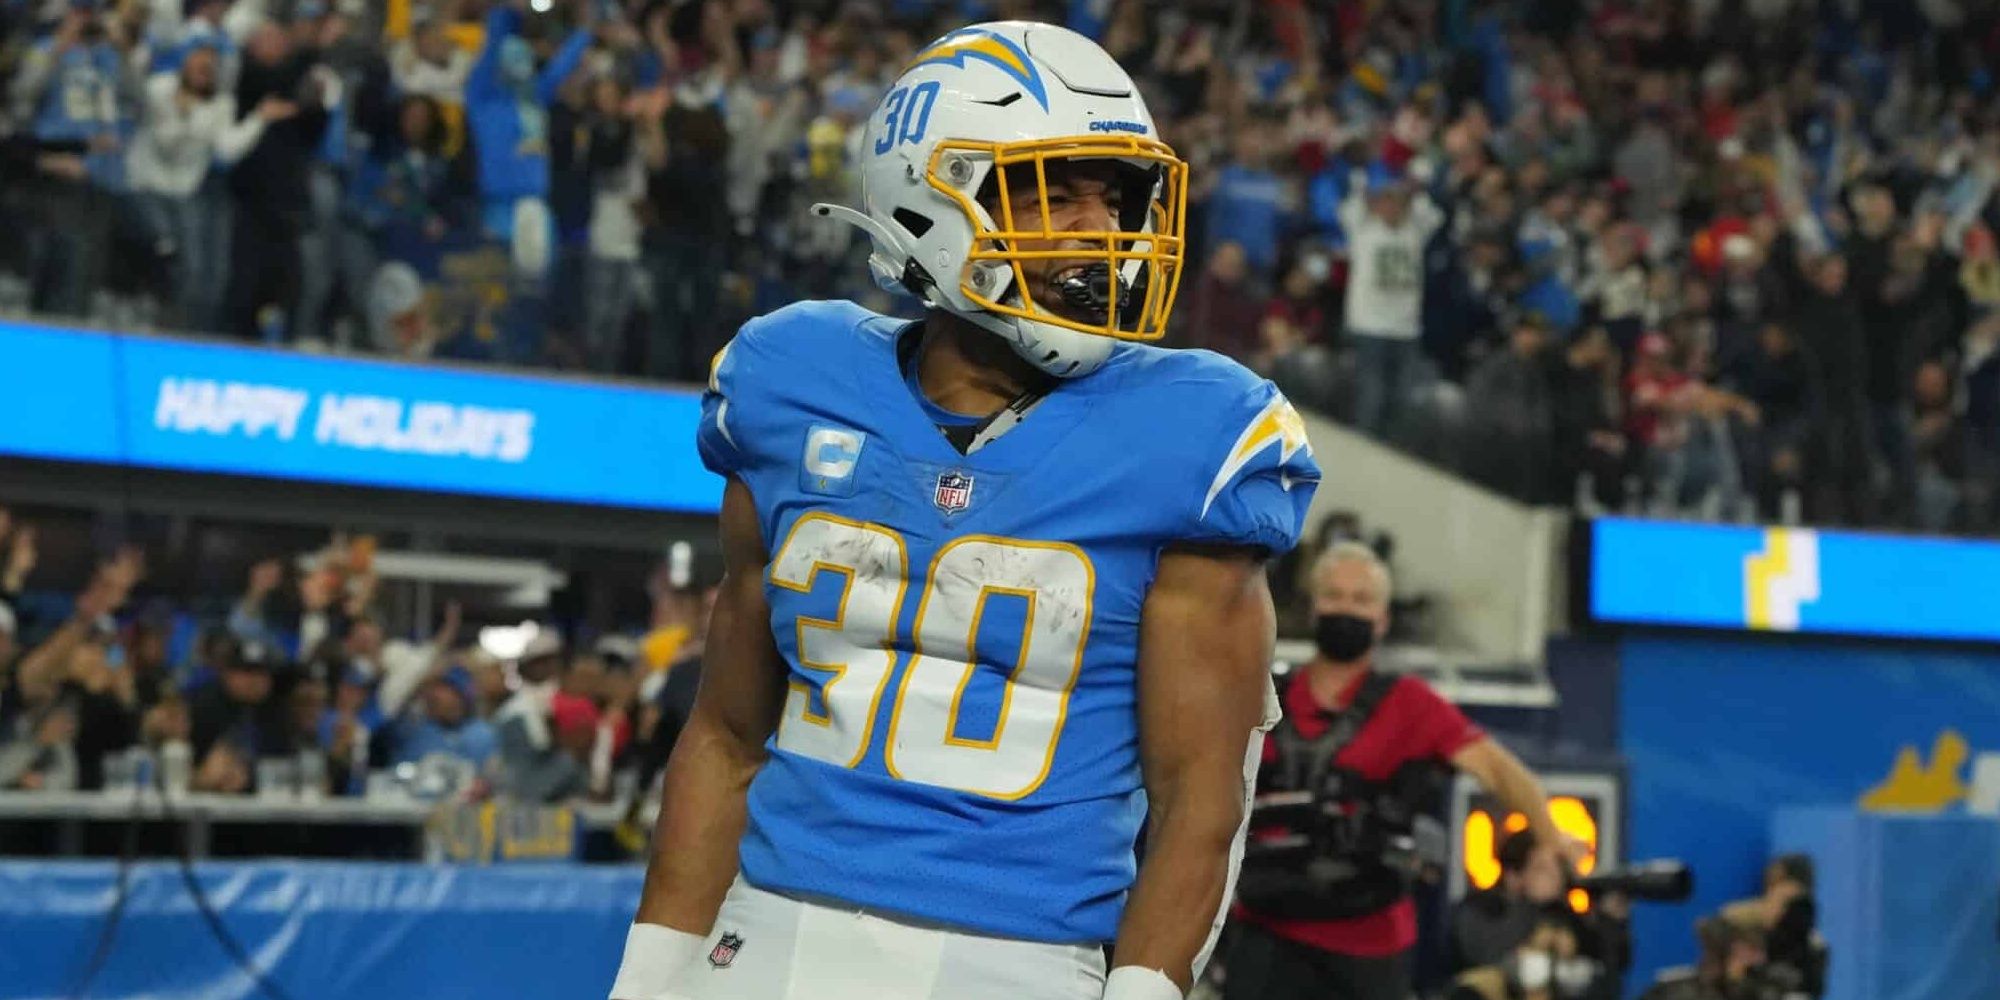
1257, 250, 1333, 373
10, 0, 133, 316
570, 73, 655, 373
1845, 181, 1911, 502
125, 40, 277, 329
147, 0, 247, 87
288, 681, 328, 757
494, 630, 580, 802
1548, 326, 1629, 509
363, 260, 437, 356
346, 93, 462, 290
1779, 248, 1875, 523
0, 697, 77, 791
389, 11, 473, 110
637, 80, 732, 381
1624, 332, 1696, 498
297, 600, 459, 720
0, 516, 35, 652
0, 549, 142, 790
1580, 224, 1648, 354
1174, 240, 1265, 358
389, 666, 496, 770
1204, 119, 1290, 274
121, 618, 174, 715
1910, 360, 1967, 532
634, 582, 710, 794
59, 623, 139, 789
463, 0, 593, 277
186, 638, 294, 766
1342, 167, 1443, 438
1724, 323, 1820, 520
221, 20, 334, 341
1465, 311, 1556, 501
1515, 238, 1582, 340
317, 665, 384, 795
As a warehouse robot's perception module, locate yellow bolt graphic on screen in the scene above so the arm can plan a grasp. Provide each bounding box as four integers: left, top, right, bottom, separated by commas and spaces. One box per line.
1744, 528, 1821, 631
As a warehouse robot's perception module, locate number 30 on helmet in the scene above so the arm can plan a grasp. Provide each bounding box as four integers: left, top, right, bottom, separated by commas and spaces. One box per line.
812, 21, 1189, 379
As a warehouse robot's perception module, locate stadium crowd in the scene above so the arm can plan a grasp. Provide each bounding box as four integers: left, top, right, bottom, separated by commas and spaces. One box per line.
4, 0, 2000, 533
0, 509, 712, 808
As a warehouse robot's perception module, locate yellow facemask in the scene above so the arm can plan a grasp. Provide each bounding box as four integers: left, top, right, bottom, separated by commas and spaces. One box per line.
924, 135, 1189, 342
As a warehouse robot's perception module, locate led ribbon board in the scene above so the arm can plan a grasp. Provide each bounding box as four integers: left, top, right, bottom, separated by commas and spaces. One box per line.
0, 321, 721, 513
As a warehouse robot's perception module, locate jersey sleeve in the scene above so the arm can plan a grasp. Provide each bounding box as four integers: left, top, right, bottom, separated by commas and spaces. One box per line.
1179, 380, 1322, 553
697, 311, 783, 478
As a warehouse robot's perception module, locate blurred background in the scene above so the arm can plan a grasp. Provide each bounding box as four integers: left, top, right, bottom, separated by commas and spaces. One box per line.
1, 0, 1998, 998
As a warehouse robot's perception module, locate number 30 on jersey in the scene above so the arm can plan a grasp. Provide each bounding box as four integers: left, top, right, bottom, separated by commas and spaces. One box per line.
768, 513, 1092, 800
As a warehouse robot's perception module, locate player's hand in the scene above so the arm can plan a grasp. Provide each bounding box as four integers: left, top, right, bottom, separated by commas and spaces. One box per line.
1598, 890, 1632, 921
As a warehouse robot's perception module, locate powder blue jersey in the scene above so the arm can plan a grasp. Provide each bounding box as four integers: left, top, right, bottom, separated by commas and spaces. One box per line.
697, 300, 1320, 944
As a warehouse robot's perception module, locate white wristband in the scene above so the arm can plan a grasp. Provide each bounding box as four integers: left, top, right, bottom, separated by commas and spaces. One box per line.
1102, 965, 1183, 1000
608, 922, 706, 1000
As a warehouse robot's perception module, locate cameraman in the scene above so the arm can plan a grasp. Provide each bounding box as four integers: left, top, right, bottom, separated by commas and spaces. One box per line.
1447, 917, 1598, 1000
1718, 855, 1825, 999
1450, 829, 1631, 997
1639, 916, 1769, 1000
1224, 543, 1587, 1000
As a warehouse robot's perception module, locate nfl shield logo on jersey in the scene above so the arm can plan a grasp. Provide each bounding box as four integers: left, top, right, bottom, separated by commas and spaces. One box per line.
933, 470, 975, 513
708, 931, 744, 969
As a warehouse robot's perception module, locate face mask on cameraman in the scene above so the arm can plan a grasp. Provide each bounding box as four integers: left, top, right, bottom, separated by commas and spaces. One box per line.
1507, 949, 1598, 998
1313, 612, 1377, 662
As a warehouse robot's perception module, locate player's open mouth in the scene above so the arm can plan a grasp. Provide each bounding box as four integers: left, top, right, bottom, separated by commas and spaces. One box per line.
1045, 262, 1121, 324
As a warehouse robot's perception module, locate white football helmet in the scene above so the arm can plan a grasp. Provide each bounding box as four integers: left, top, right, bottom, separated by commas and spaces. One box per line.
813, 21, 1189, 378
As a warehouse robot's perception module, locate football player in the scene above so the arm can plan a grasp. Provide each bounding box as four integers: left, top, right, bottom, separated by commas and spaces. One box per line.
609, 20, 1320, 1000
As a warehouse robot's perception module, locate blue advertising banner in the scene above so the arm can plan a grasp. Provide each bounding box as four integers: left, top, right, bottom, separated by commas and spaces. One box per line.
0, 860, 641, 1000
0, 321, 722, 513
1588, 517, 2000, 644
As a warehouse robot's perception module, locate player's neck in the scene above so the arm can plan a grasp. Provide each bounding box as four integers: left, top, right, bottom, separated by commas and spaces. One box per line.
914, 313, 1051, 418
1305, 656, 1369, 710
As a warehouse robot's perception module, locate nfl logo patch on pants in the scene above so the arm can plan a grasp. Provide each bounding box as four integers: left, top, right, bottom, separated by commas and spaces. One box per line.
654, 878, 1104, 999
708, 932, 743, 968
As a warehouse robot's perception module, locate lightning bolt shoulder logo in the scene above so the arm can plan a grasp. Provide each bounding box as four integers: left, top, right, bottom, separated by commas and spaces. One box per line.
1744, 528, 1821, 631
905, 28, 1050, 110
1201, 396, 1314, 519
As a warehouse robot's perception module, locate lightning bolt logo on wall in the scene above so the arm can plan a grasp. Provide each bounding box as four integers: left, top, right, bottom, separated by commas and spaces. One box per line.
1743, 528, 1820, 630
1860, 729, 2000, 815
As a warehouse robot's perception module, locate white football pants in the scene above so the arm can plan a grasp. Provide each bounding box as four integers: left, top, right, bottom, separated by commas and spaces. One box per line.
657, 878, 1108, 1000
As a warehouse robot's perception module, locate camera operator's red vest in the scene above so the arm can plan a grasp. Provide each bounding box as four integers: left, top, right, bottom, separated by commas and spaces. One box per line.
1232, 667, 1484, 957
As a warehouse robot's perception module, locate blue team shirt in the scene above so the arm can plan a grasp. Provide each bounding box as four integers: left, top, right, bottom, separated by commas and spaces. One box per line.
27, 41, 125, 145
698, 301, 1320, 944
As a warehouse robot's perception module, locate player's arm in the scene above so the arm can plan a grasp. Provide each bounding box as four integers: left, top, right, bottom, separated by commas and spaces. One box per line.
612, 477, 786, 999
1111, 542, 1276, 998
